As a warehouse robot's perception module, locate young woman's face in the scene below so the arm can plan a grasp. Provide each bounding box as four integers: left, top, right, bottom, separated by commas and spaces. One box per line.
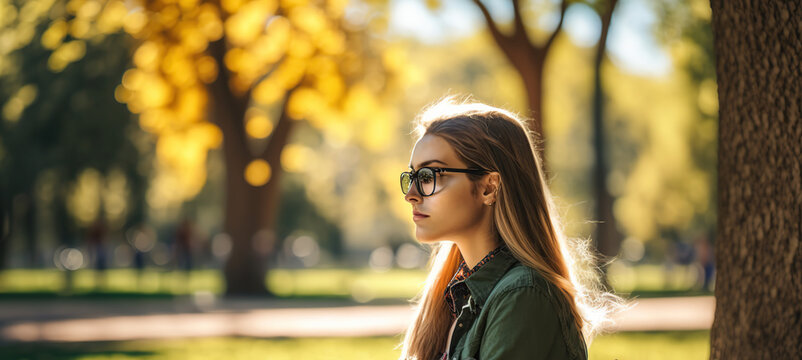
405, 134, 486, 243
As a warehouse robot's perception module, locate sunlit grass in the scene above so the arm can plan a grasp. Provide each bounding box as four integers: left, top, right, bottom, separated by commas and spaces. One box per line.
0, 265, 710, 300
590, 330, 710, 359
0, 331, 710, 359
0, 268, 427, 301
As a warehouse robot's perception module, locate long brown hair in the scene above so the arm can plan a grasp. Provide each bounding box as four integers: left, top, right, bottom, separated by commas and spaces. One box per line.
398, 96, 624, 360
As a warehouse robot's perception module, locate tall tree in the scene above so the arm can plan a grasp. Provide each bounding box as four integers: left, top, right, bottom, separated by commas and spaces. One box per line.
590, 0, 621, 272
120, 0, 396, 294
709, 0, 801, 358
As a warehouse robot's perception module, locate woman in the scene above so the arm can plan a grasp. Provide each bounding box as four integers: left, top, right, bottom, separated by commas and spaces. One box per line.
398, 97, 623, 360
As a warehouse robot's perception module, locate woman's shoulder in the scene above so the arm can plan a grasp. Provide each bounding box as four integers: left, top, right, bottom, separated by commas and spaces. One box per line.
489, 262, 552, 297
483, 264, 588, 359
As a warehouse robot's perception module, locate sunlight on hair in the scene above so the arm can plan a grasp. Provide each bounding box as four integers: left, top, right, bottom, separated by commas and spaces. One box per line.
412, 94, 529, 140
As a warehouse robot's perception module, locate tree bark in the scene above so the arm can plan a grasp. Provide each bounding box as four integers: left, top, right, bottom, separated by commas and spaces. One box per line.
591, 0, 621, 275
709, 1, 802, 358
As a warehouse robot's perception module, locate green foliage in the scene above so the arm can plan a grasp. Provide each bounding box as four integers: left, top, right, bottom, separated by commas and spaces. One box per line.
0, 1, 149, 257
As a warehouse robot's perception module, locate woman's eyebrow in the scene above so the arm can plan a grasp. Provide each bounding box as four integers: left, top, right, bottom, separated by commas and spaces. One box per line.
409, 159, 448, 169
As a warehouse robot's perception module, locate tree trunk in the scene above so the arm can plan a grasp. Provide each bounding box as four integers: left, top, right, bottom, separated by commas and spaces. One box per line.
591, 0, 621, 277
0, 195, 9, 270
19, 193, 39, 267
709, 1, 802, 358
218, 103, 294, 296
208, 38, 296, 296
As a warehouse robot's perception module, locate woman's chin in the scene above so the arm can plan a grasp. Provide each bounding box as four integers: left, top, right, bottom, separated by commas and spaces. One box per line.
415, 230, 441, 243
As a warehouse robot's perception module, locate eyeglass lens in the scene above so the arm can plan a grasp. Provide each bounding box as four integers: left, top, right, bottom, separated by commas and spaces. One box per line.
401, 168, 436, 196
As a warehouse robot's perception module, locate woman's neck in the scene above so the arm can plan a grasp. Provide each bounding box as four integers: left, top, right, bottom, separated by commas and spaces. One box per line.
456, 233, 501, 269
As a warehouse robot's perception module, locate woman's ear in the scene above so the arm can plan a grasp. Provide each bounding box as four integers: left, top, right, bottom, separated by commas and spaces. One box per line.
482, 172, 501, 205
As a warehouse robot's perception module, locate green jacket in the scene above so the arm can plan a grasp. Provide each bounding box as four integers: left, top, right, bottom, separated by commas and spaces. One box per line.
444, 246, 588, 360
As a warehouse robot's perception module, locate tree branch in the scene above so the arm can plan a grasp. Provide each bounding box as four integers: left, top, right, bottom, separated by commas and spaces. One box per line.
470, 0, 509, 47
543, 0, 568, 52
511, 0, 531, 44
260, 83, 302, 161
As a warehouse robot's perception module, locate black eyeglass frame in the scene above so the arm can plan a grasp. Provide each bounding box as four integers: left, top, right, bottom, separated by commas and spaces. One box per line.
400, 167, 489, 197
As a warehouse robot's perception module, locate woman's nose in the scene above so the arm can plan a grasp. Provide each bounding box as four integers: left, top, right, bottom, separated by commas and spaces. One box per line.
404, 183, 422, 203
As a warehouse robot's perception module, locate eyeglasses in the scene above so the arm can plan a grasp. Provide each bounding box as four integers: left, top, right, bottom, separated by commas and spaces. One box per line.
400, 167, 489, 197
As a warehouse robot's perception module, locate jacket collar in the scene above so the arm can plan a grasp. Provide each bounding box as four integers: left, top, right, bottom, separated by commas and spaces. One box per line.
463, 245, 519, 307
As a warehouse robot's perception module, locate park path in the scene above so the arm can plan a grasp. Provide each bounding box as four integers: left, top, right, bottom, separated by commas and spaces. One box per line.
0, 296, 714, 342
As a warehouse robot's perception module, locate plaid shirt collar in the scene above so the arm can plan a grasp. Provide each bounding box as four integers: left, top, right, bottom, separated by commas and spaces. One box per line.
443, 243, 511, 318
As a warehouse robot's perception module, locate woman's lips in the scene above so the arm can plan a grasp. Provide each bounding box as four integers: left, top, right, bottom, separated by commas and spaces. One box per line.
413, 211, 429, 221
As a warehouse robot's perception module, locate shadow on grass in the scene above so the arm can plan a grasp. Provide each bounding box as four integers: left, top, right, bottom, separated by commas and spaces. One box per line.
0, 291, 409, 306
0, 342, 156, 359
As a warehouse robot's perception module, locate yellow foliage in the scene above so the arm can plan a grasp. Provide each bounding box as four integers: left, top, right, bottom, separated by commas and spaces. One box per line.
698, 78, 718, 116
69, 18, 92, 39
253, 78, 284, 105
224, 0, 277, 46
359, 110, 392, 152
133, 41, 161, 71
220, 0, 246, 14
287, 87, 324, 120
245, 159, 272, 186
48, 40, 86, 72
604, 60, 714, 242
123, 10, 148, 35
67, 168, 103, 226
104, 0, 402, 210
246, 114, 274, 139
690, 0, 712, 21
277, 56, 308, 89
314, 72, 344, 103
95, 1, 127, 34
41, 20, 68, 49
139, 74, 174, 108
76, 0, 102, 18
113, 84, 130, 103
176, 86, 207, 122
425, 0, 441, 10
196, 55, 218, 83
178, 23, 209, 54
0, 3, 18, 28
287, 29, 315, 58
197, 5, 224, 41
155, 4, 180, 29
139, 109, 169, 132
315, 29, 345, 55
281, 144, 313, 173
121, 69, 144, 89
250, 18, 290, 63
343, 83, 377, 119
189, 122, 223, 149
163, 47, 195, 88
325, 0, 348, 19
223, 47, 250, 74
2, 84, 38, 123
290, 5, 328, 35
102, 169, 130, 228
177, 0, 200, 10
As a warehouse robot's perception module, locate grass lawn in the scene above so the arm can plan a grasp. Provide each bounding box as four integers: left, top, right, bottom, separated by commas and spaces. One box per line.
0, 267, 711, 301
0, 331, 709, 360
